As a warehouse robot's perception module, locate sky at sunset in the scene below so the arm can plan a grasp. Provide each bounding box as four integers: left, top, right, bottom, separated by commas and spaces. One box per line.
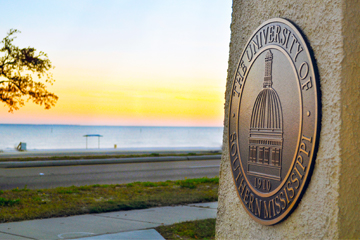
0, 0, 232, 127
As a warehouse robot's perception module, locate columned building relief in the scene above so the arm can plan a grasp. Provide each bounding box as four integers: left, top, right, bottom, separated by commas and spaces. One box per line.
248, 50, 283, 181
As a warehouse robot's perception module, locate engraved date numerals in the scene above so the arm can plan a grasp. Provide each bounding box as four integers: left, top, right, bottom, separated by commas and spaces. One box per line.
254, 177, 271, 192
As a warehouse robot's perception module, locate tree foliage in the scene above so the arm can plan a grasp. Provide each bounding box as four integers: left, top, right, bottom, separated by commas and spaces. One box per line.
0, 29, 58, 112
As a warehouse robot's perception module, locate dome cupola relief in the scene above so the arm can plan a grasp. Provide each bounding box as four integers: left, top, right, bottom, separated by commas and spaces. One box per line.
248, 50, 283, 181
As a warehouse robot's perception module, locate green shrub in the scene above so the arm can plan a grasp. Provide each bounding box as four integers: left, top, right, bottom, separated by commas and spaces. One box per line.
179, 181, 196, 189
141, 182, 157, 187
0, 198, 20, 206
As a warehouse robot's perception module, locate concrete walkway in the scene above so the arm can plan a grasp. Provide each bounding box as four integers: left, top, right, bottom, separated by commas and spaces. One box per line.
0, 148, 221, 159
0, 155, 221, 168
0, 202, 218, 240
0, 148, 221, 168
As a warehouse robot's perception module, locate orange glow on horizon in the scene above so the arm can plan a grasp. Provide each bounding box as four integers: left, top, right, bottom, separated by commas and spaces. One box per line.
0, 73, 225, 127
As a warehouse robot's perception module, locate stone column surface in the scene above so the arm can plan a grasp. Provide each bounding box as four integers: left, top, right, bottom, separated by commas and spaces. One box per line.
216, 0, 359, 239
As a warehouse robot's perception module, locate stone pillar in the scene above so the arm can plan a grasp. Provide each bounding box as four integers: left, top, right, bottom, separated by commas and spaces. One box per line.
216, 0, 359, 239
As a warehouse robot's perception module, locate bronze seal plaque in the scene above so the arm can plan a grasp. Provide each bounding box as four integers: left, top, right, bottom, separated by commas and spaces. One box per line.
228, 18, 319, 225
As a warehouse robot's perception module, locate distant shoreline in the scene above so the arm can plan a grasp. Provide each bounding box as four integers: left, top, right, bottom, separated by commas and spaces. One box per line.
0, 125, 223, 153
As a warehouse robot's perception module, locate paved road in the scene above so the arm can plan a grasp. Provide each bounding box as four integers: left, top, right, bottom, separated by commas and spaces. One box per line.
0, 159, 220, 190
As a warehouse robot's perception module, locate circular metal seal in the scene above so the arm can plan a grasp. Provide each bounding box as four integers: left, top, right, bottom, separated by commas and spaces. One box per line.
228, 18, 320, 225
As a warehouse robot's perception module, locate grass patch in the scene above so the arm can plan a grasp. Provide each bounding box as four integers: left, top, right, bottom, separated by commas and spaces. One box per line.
156, 218, 216, 240
0, 177, 218, 223
11, 185, 29, 192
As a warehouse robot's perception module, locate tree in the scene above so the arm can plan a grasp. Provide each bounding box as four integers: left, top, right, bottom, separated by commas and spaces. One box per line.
0, 29, 58, 112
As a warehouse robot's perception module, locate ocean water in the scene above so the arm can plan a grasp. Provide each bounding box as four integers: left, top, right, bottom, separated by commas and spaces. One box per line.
0, 124, 223, 151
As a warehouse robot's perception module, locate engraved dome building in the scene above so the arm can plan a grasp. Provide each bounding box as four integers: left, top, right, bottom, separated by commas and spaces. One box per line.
247, 50, 283, 181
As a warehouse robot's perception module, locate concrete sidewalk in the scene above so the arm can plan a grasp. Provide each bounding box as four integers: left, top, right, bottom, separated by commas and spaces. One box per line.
0, 148, 221, 159
0, 155, 221, 168
0, 202, 218, 240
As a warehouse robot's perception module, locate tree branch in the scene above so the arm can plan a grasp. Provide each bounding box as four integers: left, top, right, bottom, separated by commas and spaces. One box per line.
0, 29, 58, 112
